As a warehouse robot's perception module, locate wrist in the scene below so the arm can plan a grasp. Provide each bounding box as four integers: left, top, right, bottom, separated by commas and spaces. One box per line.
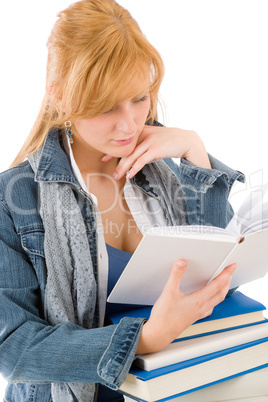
136, 321, 173, 355
182, 131, 211, 169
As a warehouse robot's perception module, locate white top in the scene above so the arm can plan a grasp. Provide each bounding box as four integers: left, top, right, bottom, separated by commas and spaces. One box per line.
63, 134, 167, 233
63, 133, 166, 324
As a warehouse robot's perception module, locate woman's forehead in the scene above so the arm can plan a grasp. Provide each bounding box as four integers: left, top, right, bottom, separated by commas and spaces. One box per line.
115, 74, 151, 102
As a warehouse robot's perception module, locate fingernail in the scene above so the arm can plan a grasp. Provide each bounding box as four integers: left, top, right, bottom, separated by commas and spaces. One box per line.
176, 260, 186, 268
101, 156, 108, 162
113, 172, 119, 180
126, 171, 131, 179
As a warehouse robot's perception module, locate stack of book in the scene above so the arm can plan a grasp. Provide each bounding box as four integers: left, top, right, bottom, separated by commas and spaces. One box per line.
107, 188, 268, 401
109, 291, 268, 402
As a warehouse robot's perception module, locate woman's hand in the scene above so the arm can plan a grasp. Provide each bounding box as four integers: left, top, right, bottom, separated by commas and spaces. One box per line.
102, 126, 212, 180
136, 260, 237, 355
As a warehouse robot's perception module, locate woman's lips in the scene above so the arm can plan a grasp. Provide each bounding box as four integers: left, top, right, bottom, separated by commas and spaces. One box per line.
113, 136, 134, 145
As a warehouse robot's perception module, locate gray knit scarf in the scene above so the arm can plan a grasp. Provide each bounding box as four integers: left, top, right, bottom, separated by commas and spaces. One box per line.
29, 150, 97, 402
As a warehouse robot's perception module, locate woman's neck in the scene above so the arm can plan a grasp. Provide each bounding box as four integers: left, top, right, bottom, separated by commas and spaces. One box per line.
71, 137, 118, 177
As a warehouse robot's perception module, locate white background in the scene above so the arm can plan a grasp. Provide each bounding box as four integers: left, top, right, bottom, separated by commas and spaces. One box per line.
1, 0, 268, 397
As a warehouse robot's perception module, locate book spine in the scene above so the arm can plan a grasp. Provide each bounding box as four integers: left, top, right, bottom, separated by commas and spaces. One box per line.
207, 242, 239, 282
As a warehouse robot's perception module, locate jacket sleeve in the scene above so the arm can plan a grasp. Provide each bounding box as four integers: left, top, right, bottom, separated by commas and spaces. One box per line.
0, 192, 145, 389
164, 154, 245, 228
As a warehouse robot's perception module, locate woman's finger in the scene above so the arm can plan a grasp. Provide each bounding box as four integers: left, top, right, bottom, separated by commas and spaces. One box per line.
126, 150, 158, 179
113, 142, 152, 179
199, 263, 238, 309
200, 308, 214, 320
188, 263, 237, 318
206, 263, 237, 293
101, 154, 114, 162
163, 259, 187, 294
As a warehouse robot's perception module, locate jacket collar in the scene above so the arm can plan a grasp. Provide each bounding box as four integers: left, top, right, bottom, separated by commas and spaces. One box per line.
31, 128, 187, 225
33, 128, 159, 197
33, 128, 179, 205
34, 129, 79, 188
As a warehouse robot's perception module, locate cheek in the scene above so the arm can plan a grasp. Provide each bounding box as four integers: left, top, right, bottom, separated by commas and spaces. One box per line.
144, 98, 151, 117
137, 102, 151, 124
75, 119, 90, 135
75, 119, 108, 142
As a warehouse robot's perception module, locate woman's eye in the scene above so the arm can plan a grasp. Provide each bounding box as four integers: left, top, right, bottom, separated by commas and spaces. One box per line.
133, 95, 149, 103
103, 95, 149, 114
103, 107, 115, 114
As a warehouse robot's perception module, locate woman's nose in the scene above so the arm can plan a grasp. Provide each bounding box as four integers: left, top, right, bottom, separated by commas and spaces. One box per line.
115, 110, 136, 135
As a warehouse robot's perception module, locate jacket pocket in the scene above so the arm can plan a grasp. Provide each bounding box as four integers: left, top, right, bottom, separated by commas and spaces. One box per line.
20, 227, 45, 258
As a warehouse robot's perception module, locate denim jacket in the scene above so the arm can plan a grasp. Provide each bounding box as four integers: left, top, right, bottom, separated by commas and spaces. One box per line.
0, 130, 244, 401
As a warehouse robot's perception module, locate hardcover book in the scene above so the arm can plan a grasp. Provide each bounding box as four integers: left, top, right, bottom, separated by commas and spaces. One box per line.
124, 366, 268, 401
109, 291, 267, 341
120, 336, 268, 402
108, 186, 268, 305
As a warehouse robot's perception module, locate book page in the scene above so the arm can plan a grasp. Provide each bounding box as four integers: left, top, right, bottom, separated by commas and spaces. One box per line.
227, 183, 268, 236
146, 224, 235, 238
222, 228, 268, 288
108, 234, 236, 305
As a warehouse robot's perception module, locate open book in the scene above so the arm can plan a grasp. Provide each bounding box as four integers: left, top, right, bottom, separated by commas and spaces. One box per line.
108, 184, 268, 305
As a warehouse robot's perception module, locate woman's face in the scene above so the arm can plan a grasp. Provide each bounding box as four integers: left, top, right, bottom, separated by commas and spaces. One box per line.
73, 92, 151, 158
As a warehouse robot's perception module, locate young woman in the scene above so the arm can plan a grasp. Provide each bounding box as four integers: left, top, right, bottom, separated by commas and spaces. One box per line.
0, 1, 244, 401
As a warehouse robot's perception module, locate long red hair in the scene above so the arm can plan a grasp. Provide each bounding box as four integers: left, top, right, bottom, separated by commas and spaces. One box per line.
10, 0, 164, 167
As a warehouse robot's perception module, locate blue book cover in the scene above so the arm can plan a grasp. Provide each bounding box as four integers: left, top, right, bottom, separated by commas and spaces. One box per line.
122, 337, 268, 402
122, 363, 268, 402
130, 338, 268, 380
109, 291, 267, 340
